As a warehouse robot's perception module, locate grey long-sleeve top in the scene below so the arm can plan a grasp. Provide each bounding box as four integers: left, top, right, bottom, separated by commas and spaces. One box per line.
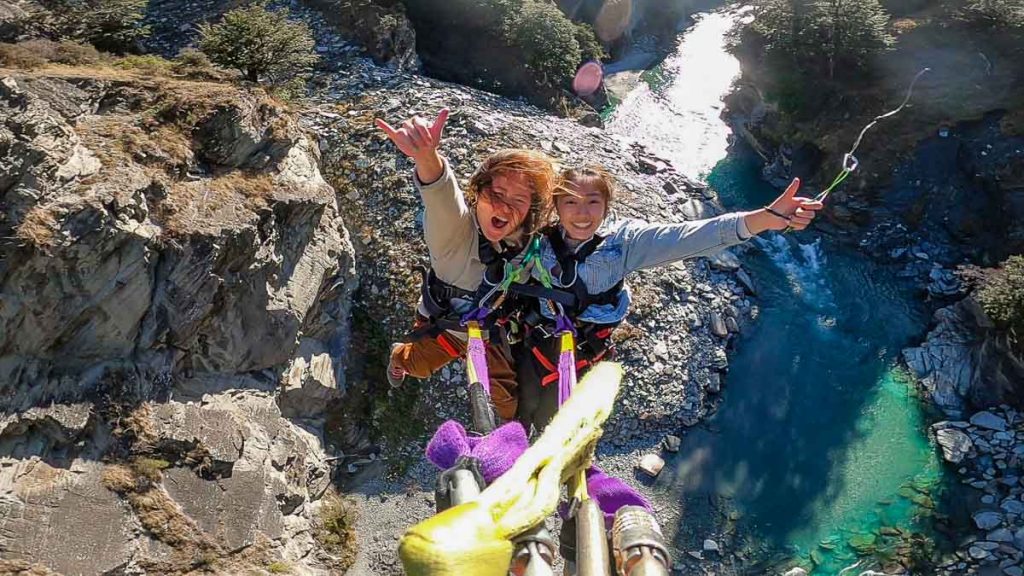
532, 213, 752, 324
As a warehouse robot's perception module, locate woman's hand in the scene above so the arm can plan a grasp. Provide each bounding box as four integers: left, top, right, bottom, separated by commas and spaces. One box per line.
376, 108, 449, 184
744, 178, 824, 234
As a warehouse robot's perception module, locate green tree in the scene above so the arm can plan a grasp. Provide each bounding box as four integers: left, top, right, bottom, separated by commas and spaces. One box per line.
42, 0, 150, 53
198, 3, 317, 83
752, 0, 893, 78
573, 22, 605, 63
504, 0, 581, 89
978, 255, 1024, 347
812, 0, 894, 78
966, 0, 1024, 27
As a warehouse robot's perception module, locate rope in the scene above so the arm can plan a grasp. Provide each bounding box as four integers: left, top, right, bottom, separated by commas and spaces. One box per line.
816, 68, 930, 203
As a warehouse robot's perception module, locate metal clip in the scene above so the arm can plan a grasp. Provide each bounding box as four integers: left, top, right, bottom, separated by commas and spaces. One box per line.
843, 153, 859, 172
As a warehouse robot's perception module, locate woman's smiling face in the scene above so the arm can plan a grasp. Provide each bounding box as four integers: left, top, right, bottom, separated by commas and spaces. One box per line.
557, 181, 607, 241
476, 172, 533, 242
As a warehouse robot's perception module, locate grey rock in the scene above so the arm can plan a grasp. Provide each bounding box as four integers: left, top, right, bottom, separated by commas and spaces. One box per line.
638, 453, 665, 477
735, 267, 757, 295
708, 250, 741, 271
703, 538, 719, 553
1002, 499, 1024, 515
935, 428, 974, 464
663, 435, 681, 453
710, 312, 728, 338
725, 316, 740, 334
969, 545, 992, 560
974, 511, 1005, 530
0, 461, 137, 575
988, 528, 1015, 543
707, 372, 721, 394
972, 411, 1009, 432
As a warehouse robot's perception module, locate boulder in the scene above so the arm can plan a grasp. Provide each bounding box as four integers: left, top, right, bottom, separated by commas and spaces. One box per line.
974, 511, 1004, 530
934, 427, 974, 464
971, 411, 1009, 432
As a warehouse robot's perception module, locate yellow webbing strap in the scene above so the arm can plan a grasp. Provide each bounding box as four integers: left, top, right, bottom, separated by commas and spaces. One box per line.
399, 362, 624, 576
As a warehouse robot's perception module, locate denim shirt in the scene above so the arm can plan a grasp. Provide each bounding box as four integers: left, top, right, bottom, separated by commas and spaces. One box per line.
532, 212, 752, 325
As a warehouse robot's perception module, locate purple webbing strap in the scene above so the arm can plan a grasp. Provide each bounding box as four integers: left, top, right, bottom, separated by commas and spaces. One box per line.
461, 307, 491, 325
467, 329, 491, 396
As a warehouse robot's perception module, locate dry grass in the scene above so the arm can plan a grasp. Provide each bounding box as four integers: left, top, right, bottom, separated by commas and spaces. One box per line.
15, 205, 60, 247
101, 464, 138, 493
154, 172, 277, 235
314, 491, 359, 571
891, 18, 921, 35
0, 559, 62, 575
129, 488, 202, 547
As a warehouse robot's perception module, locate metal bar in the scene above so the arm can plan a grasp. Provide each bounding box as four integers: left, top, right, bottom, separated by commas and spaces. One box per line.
575, 499, 611, 576
468, 381, 496, 434
448, 469, 481, 507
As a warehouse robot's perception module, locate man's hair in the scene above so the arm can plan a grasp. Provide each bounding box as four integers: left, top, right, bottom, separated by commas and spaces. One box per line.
560, 165, 615, 218
467, 149, 561, 235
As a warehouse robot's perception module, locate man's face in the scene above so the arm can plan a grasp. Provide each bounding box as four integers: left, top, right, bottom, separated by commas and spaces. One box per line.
476, 172, 533, 242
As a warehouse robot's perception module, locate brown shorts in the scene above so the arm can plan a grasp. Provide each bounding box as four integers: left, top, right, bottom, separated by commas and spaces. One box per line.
390, 315, 519, 420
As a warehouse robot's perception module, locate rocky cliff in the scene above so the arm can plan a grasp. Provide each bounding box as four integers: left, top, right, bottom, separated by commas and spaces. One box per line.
1, 47, 756, 576
0, 70, 357, 574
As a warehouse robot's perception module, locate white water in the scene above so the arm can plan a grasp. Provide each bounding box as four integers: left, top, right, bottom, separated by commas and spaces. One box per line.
606, 9, 751, 179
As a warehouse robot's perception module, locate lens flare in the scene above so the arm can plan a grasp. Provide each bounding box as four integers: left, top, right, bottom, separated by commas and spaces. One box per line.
573, 61, 604, 97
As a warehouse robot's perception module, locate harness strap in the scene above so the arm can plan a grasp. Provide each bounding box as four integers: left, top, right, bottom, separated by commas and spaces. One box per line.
436, 332, 461, 359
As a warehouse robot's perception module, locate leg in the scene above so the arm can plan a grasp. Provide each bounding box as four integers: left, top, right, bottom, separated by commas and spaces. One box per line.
484, 341, 519, 421
389, 316, 465, 380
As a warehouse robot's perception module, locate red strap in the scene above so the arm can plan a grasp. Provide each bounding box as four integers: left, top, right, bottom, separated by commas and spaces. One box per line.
436, 333, 461, 359
531, 346, 558, 372
595, 327, 613, 339
533, 347, 561, 387
536, 346, 612, 387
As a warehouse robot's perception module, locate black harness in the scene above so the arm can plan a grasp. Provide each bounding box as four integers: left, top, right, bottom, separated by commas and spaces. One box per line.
519, 227, 625, 363
406, 232, 533, 343
544, 227, 623, 316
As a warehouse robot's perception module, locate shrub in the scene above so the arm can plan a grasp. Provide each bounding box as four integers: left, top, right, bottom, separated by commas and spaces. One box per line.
42, 0, 150, 53
978, 255, 1024, 344
172, 47, 223, 80
965, 0, 1024, 27
315, 492, 358, 570
198, 3, 318, 83
132, 457, 171, 483
751, 0, 894, 78
53, 40, 102, 64
0, 42, 49, 69
114, 53, 173, 75
573, 22, 605, 63
504, 0, 581, 88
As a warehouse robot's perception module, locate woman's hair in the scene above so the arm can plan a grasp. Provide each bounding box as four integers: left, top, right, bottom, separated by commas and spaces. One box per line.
467, 149, 560, 234
560, 165, 616, 218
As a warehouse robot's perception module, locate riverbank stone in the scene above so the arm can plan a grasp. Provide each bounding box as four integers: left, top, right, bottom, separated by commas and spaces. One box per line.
710, 312, 728, 338
975, 511, 1005, 530
936, 427, 974, 464
638, 453, 665, 477
972, 411, 1009, 431
663, 435, 681, 453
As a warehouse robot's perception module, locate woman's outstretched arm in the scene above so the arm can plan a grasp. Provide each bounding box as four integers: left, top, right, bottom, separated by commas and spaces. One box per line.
621, 178, 824, 273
